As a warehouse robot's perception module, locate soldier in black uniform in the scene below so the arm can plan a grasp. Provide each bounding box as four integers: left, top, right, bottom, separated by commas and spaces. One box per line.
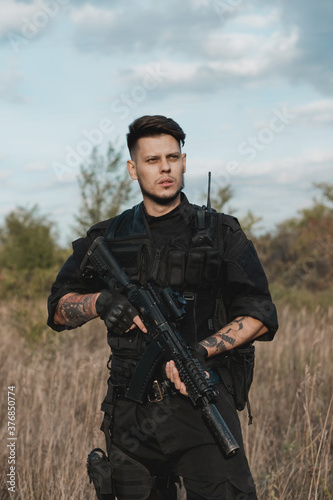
47, 115, 278, 500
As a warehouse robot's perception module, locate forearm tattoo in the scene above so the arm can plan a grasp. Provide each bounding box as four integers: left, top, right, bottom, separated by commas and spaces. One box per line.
56, 293, 99, 327
201, 317, 245, 355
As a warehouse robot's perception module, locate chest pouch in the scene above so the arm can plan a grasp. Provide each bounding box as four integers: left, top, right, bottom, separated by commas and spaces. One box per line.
167, 247, 220, 288
106, 241, 147, 282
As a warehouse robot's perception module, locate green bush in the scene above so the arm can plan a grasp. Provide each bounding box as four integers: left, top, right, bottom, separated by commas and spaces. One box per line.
255, 184, 333, 294
0, 205, 59, 270
0, 266, 66, 301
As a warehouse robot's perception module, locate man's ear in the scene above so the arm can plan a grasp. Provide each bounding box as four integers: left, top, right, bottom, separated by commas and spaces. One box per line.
182, 153, 187, 173
127, 160, 138, 180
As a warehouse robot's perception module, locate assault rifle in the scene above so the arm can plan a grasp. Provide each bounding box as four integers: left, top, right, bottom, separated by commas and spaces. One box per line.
81, 236, 239, 457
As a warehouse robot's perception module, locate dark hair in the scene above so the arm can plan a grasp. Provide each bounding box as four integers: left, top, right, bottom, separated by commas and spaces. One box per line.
127, 115, 186, 157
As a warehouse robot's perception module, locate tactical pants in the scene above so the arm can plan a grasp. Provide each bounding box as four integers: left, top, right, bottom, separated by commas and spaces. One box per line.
109, 366, 257, 500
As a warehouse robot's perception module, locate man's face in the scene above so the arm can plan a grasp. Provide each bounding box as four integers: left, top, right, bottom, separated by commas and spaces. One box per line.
127, 134, 186, 209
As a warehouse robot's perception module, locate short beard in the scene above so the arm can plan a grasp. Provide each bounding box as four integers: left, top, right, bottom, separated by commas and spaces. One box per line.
139, 175, 185, 206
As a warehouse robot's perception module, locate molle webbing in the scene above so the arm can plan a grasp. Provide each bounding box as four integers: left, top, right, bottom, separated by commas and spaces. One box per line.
103, 201, 223, 290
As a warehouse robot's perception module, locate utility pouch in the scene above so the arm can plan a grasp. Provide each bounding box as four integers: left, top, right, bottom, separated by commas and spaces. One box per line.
229, 345, 255, 420
109, 444, 179, 500
87, 448, 114, 500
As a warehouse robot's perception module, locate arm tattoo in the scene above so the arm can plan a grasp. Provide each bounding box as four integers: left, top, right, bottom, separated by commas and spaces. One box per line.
201, 317, 245, 355
56, 293, 99, 327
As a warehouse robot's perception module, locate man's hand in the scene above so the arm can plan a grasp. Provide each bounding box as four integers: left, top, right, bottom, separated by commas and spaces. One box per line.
165, 360, 188, 396
54, 290, 147, 333
165, 344, 208, 397
96, 289, 147, 334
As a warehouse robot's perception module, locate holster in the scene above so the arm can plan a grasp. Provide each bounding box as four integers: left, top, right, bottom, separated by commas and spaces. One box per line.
87, 364, 116, 500
87, 448, 114, 500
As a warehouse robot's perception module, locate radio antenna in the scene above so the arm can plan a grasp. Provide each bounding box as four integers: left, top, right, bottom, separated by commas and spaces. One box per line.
207, 171, 212, 212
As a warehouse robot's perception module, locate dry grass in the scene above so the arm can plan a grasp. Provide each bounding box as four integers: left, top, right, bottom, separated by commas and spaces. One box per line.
0, 301, 332, 499
241, 306, 333, 500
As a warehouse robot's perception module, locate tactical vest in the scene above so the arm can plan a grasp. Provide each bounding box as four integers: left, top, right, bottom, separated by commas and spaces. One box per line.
103, 200, 222, 291
102, 198, 229, 387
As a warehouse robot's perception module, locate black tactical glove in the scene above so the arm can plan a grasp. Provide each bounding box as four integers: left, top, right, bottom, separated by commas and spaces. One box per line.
96, 289, 139, 335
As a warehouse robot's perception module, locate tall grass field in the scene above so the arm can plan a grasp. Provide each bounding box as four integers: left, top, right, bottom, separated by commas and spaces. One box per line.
1, 302, 332, 499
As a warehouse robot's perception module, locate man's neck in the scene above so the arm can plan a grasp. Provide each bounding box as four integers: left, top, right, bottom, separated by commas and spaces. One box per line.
142, 194, 182, 217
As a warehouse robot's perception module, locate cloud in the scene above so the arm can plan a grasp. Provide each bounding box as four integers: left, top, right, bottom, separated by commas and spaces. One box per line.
0, 169, 11, 182
69, 4, 117, 31
242, 149, 333, 185
106, 27, 299, 99
3, 1, 332, 98
291, 100, 333, 127
24, 161, 48, 172
69, 1, 223, 57
67, 1, 333, 98
0, 0, 38, 39
185, 148, 333, 234
69, 2, 285, 63
179, 146, 333, 189
234, 8, 280, 28
1, 0, 71, 53
67, 2, 304, 99
252, 99, 333, 130
0, 64, 29, 104
249, 0, 333, 95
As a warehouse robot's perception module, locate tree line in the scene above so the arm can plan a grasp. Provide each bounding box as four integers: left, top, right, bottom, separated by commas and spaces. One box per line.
0, 143, 332, 304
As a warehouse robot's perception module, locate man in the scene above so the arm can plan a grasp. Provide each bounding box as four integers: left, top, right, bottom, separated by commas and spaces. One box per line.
48, 115, 278, 500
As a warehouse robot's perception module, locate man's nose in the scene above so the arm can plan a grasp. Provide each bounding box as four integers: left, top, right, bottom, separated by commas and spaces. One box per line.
160, 157, 171, 172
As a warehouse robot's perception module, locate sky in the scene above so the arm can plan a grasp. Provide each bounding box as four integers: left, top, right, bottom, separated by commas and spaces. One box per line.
1, 0, 332, 246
